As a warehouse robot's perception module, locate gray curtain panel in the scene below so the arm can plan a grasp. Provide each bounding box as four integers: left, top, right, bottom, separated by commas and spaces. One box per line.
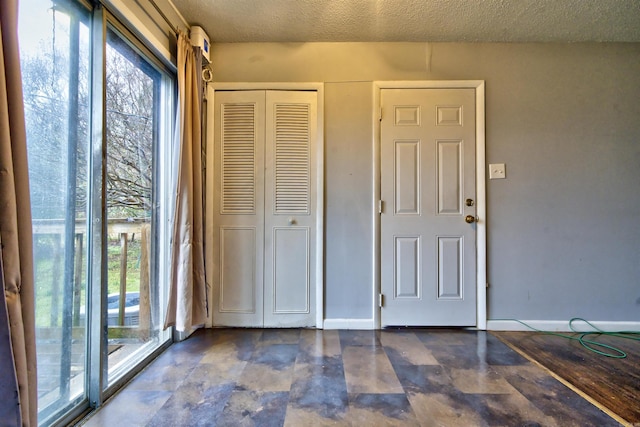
164, 31, 207, 334
0, 254, 21, 426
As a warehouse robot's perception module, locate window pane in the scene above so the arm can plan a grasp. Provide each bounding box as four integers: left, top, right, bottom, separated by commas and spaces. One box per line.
104, 25, 170, 386
19, 0, 91, 421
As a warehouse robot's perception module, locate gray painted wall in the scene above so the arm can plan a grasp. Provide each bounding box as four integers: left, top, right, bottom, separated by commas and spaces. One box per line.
324, 82, 373, 319
209, 42, 640, 322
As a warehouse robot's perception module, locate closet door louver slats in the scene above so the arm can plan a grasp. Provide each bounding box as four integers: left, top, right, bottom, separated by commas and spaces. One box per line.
274, 104, 310, 214
222, 103, 256, 214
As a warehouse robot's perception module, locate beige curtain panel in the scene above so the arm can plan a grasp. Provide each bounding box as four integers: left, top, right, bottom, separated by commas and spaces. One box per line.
164, 31, 207, 332
0, 0, 38, 425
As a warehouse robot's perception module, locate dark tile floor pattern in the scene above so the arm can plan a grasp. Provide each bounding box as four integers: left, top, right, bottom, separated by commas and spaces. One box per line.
82, 329, 622, 426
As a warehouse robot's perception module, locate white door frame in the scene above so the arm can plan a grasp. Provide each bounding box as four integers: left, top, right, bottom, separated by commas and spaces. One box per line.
373, 81, 486, 330
204, 82, 325, 328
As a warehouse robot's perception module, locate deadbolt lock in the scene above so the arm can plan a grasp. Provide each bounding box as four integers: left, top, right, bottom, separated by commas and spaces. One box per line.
465, 198, 474, 207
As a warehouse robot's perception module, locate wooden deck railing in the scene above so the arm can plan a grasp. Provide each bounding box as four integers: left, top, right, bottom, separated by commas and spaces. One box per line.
33, 218, 152, 337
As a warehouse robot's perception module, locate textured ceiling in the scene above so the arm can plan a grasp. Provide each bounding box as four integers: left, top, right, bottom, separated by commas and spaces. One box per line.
170, 0, 640, 43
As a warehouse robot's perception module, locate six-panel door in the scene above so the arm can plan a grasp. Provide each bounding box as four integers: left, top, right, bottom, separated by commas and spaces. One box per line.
380, 88, 477, 327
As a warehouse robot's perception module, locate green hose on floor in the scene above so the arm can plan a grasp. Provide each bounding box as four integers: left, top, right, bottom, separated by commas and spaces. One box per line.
496, 318, 640, 359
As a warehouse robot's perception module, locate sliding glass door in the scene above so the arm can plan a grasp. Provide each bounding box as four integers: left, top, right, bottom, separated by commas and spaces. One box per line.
18, 1, 174, 424
19, 1, 92, 421
103, 22, 172, 388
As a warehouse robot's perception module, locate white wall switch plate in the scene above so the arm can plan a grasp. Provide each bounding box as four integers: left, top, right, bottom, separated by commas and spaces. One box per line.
489, 163, 506, 179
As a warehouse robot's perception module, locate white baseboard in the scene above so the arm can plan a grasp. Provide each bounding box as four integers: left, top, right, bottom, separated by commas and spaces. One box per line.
323, 318, 375, 330
487, 319, 640, 333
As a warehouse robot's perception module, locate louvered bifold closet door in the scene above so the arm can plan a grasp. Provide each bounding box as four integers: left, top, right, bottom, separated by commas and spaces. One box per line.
263, 90, 317, 327
212, 91, 265, 327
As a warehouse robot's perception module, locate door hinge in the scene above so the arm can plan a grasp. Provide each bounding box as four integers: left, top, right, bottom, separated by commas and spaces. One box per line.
378, 293, 384, 308
486, 282, 490, 288
379, 107, 383, 122
378, 200, 384, 214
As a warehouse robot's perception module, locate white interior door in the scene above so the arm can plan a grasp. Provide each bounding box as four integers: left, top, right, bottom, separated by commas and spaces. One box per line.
380, 88, 477, 327
212, 91, 265, 327
211, 90, 317, 327
263, 91, 317, 327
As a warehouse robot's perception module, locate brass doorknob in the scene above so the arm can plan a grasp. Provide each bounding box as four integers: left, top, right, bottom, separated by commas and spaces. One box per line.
465, 215, 476, 223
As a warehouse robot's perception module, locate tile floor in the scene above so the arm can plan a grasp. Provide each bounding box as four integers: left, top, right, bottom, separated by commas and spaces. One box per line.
81, 328, 621, 426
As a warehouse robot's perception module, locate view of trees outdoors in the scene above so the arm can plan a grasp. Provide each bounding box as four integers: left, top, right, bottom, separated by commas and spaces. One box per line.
23, 33, 155, 221
106, 33, 156, 219
21, 9, 90, 335
22, 17, 89, 221
22, 20, 157, 327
